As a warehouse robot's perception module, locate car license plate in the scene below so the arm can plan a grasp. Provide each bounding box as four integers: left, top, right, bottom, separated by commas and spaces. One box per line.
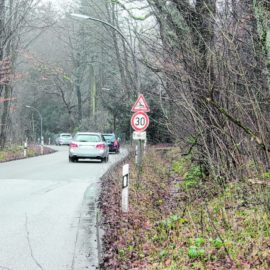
80, 145, 94, 149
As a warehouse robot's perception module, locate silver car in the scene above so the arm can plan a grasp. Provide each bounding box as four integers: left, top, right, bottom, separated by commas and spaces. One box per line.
55, 133, 72, 145
69, 132, 109, 163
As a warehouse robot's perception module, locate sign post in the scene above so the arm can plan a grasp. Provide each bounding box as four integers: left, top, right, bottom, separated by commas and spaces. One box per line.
130, 94, 150, 186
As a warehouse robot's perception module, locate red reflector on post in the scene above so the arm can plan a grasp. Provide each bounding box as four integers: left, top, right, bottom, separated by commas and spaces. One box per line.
96, 143, 105, 150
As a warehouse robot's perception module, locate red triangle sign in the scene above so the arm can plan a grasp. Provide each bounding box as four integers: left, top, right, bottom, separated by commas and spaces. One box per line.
131, 94, 150, 112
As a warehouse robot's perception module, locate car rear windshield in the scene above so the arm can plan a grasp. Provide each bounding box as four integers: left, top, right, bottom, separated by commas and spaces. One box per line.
75, 134, 101, 142
61, 134, 72, 138
103, 134, 115, 141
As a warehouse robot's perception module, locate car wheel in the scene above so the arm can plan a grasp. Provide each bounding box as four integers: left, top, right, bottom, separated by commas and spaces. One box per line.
69, 157, 77, 162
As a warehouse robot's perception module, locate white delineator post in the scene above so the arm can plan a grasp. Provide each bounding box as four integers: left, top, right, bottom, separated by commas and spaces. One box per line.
122, 164, 129, 213
23, 141, 28, 158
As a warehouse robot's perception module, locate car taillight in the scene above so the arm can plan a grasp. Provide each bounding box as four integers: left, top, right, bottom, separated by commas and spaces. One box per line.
96, 143, 105, 150
70, 143, 78, 148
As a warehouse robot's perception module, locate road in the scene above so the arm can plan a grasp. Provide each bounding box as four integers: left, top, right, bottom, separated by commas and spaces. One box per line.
0, 146, 126, 270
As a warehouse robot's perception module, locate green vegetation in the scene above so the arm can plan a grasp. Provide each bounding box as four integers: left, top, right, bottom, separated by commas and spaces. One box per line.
172, 155, 203, 189
100, 147, 270, 269
262, 171, 270, 180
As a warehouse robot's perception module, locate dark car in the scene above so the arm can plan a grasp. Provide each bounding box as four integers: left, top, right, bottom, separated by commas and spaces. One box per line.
103, 133, 120, 153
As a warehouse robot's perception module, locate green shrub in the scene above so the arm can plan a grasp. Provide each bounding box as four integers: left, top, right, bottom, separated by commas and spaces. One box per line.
181, 165, 202, 189
262, 171, 270, 180
172, 155, 203, 189
210, 238, 223, 249
172, 158, 188, 174
194, 237, 205, 247
188, 246, 205, 259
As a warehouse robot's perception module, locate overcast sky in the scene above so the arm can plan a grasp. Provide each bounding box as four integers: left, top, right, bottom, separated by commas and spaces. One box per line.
41, 0, 75, 10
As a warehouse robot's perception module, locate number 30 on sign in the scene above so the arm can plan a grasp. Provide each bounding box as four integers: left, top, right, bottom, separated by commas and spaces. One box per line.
131, 111, 149, 132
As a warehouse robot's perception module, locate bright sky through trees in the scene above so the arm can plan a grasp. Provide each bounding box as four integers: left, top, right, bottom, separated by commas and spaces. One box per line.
41, 0, 75, 10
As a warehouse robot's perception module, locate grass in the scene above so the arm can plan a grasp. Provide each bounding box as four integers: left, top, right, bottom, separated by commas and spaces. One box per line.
0, 144, 55, 162
99, 147, 270, 270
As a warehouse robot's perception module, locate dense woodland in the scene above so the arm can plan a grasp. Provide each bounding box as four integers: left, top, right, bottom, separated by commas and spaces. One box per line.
0, 0, 270, 182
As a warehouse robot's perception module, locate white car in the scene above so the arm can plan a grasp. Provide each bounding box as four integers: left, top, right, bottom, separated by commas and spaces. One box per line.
69, 132, 109, 163
55, 133, 72, 145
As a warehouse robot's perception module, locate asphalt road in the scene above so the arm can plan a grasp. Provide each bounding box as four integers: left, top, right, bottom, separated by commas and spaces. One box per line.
0, 146, 127, 270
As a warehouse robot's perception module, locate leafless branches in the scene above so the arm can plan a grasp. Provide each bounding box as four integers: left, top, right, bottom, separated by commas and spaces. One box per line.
136, 0, 270, 181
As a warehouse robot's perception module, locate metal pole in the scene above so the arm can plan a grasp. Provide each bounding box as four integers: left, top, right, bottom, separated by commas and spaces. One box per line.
136, 139, 143, 187
40, 114, 43, 154
25, 105, 43, 153
40, 114, 43, 145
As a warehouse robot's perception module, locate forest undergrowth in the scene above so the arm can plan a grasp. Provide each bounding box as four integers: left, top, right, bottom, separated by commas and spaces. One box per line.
99, 147, 270, 270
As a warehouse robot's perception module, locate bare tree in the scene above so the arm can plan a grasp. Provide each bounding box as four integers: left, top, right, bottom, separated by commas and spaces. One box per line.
0, 0, 45, 148
121, 0, 270, 181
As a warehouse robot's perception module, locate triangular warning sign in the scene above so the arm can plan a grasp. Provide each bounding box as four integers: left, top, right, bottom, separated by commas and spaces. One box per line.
131, 94, 150, 112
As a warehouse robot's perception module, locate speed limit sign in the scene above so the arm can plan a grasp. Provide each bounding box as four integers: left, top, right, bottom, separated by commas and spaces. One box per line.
131, 111, 149, 131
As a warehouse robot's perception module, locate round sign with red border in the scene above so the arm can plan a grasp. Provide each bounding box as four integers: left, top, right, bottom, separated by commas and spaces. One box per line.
131, 111, 149, 131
